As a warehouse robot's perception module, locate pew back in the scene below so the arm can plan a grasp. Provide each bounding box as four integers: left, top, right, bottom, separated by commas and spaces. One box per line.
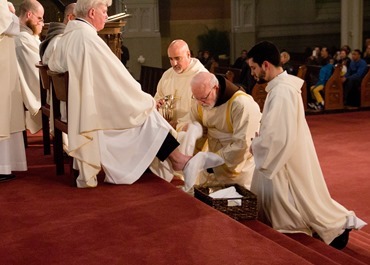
36, 63, 51, 155
323, 64, 343, 110
214, 66, 242, 83
360, 65, 370, 108
251, 83, 268, 112
139, 65, 166, 97
47, 70, 69, 176
297, 65, 308, 110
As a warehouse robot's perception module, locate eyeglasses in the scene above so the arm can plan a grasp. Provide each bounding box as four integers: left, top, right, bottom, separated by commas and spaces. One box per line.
192, 86, 215, 101
31, 12, 44, 23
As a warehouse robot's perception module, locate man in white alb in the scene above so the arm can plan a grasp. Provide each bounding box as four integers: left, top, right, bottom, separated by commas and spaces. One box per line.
48, 0, 221, 188
154, 39, 208, 129
0, 0, 27, 182
247, 41, 366, 250
15, 0, 44, 134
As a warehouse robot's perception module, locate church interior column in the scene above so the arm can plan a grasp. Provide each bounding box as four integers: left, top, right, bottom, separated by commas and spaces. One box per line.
341, 0, 363, 50
230, 0, 256, 62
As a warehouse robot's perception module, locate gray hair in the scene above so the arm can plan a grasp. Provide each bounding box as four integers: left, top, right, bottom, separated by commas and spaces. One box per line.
191, 72, 219, 91
74, 0, 112, 18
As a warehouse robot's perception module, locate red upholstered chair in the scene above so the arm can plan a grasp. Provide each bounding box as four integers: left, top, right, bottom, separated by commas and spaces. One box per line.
35, 62, 51, 155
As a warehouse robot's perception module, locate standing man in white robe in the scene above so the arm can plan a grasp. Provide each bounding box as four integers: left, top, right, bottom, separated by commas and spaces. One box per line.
178, 72, 261, 189
247, 41, 366, 249
0, 0, 27, 182
48, 0, 193, 188
15, 0, 44, 134
154, 39, 208, 129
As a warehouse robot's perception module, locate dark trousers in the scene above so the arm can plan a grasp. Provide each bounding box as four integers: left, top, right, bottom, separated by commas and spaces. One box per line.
343, 78, 361, 106
156, 133, 179, 161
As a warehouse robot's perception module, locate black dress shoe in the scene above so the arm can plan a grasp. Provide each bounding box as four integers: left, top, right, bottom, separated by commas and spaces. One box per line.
329, 229, 351, 250
0, 174, 16, 182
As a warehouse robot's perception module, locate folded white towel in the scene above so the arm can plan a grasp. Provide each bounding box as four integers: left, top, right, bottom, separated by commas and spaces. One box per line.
209, 186, 243, 206
182, 152, 224, 192
177, 121, 203, 155
209, 186, 243, 199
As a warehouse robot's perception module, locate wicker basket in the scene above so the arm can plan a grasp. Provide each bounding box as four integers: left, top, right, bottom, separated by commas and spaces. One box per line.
194, 184, 257, 220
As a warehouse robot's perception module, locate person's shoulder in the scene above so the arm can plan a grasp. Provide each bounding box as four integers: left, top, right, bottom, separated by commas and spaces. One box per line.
273, 73, 304, 92
162, 67, 175, 77
189, 57, 207, 71
360, 59, 368, 66
322, 63, 333, 70
230, 91, 260, 113
16, 31, 38, 46
230, 90, 254, 104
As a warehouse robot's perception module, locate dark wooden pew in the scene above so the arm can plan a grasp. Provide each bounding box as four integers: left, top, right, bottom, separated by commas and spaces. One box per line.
139, 65, 166, 97
297, 65, 308, 111
214, 66, 242, 84
323, 64, 343, 110
251, 65, 308, 112
360, 65, 370, 108
251, 83, 268, 112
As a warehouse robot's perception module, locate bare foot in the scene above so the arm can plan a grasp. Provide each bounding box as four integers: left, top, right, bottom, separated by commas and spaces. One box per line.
168, 150, 192, 171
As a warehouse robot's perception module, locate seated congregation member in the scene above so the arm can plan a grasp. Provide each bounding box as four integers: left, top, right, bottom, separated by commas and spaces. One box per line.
15, 0, 44, 134
308, 58, 334, 110
280, 51, 294, 75
336, 48, 351, 69
247, 41, 366, 250
341, 49, 368, 107
306, 46, 321, 65
177, 72, 261, 189
0, 0, 27, 182
154, 39, 207, 129
48, 0, 195, 188
232, 49, 248, 69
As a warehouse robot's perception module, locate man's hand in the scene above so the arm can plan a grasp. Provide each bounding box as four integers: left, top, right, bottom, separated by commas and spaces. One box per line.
169, 120, 178, 129
250, 131, 259, 155
156, 98, 165, 110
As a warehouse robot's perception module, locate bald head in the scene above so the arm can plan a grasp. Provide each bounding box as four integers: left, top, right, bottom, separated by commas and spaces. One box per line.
167, 39, 191, 74
19, 0, 43, 18
168, 39, 189, 52
63, 3, 76, 24
18, 0, 44, 36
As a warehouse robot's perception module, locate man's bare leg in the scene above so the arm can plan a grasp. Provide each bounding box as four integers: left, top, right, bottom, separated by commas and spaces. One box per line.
168, 150, 192, 171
